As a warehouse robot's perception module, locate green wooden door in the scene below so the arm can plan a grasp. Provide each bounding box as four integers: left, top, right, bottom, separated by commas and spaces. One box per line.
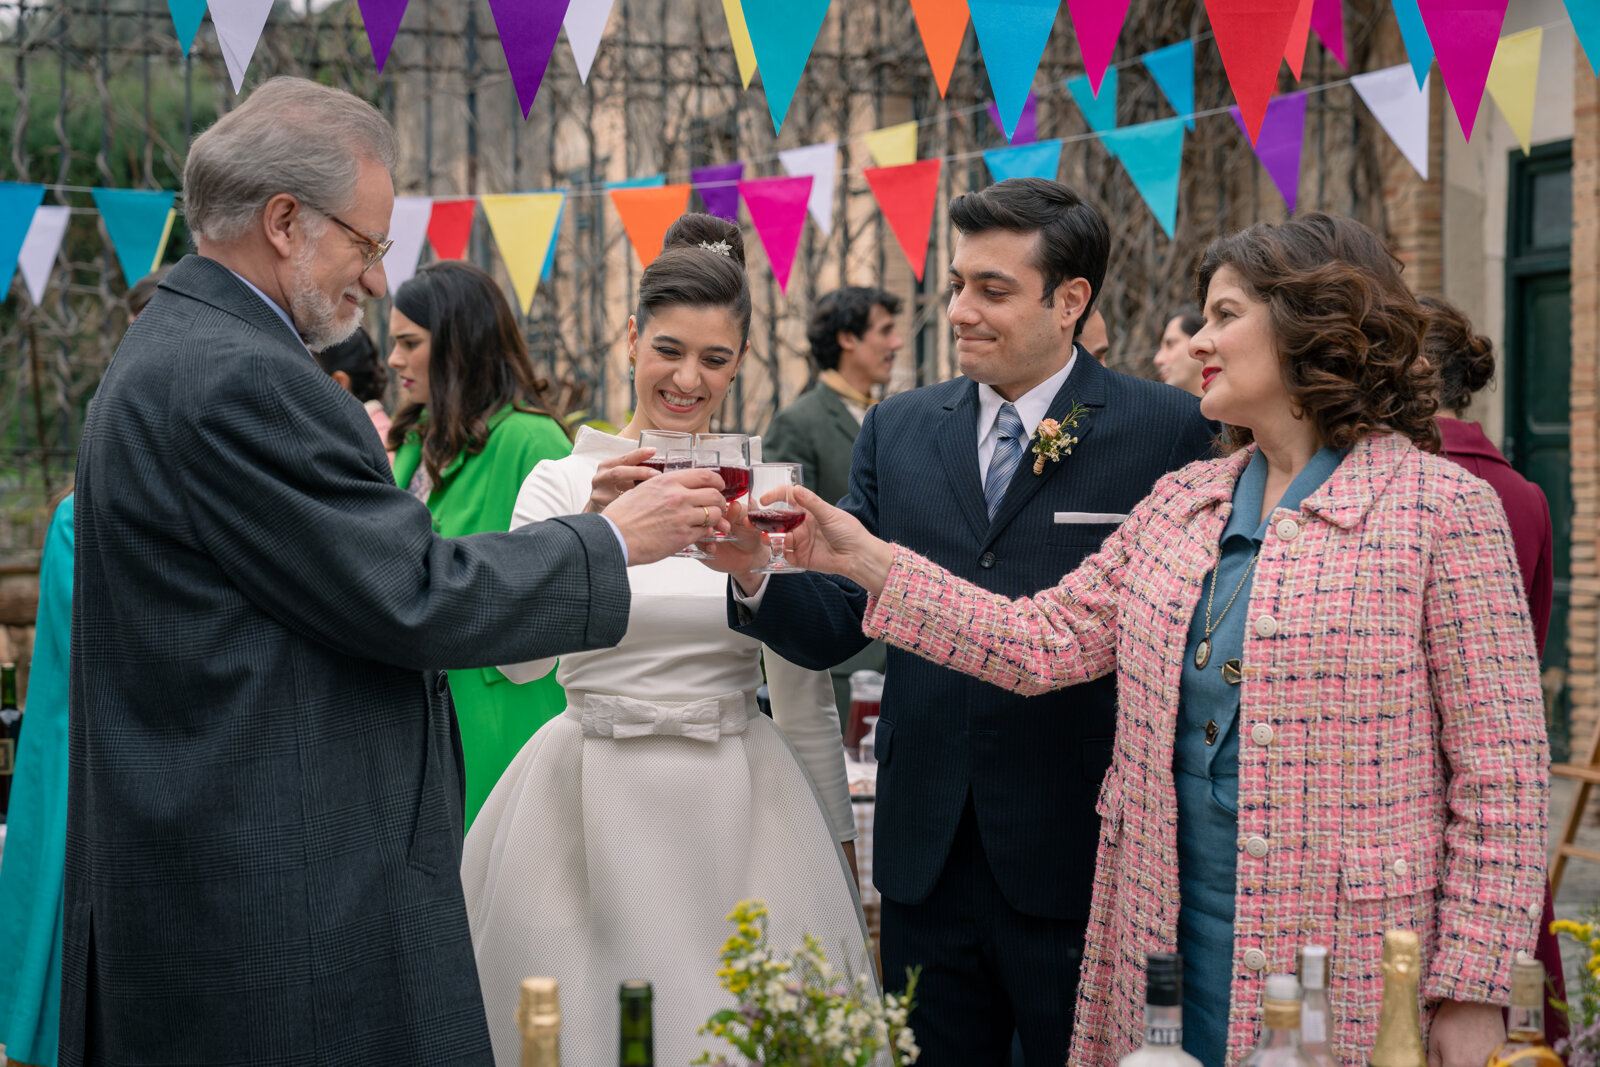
1504, 140, 1573, 759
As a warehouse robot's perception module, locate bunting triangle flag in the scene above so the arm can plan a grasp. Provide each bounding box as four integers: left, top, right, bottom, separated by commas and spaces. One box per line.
987, 92, 1039, 143
168, 0, 208, 57
212, 0, 276, 93
1485, 27, 1543, 155
1569, 0, 1600, 77
1391, 0, 1435, 88
983, 138, 1063, 182
1205, 0, 1302, 144
864, 121, 920, 168
1231, 91, 1308, 213
1284, 0, 1314, 79
357, 0, 409, 72
1067, 0, 1129, 95
19, 205, 69, 306
1311, 0, 1346, 67
480, 192, 565, 312
542, 196, 565, 282
967, 0, 1059, 142
692, 162, 745, 220
1101, 117, 1185, 237
1142, 40, 1195, 128
863, 159, 941, 281
1351, 65, 1432, 179
739, 175, 812, 293
610, 183, 692, 268
607, 174, 667, 189
742, 0, 831, 135
426, 199, 477, 261
778, 141, 838, 236
384, 196, 433, 292
909, 0, 969, 97
0, 183, 45, 300
1066, 67, 1117, 134
564, 0, 616, 82
90, 188, 176, 285
721, 0, 759, 89
487, 0, 573, 119
1417, 0, 1509, 140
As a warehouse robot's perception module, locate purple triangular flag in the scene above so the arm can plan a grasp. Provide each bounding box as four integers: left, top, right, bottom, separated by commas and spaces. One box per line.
487, 0, 574, 119
692, 161, 745, 221
1231, 91, 1308, 213
986, 92, 1039, 144
358, 0, 410, 72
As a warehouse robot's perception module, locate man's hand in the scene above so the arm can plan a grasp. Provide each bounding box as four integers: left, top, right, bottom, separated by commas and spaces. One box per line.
584, 447, 658, 513
1428, 1000, 1505, 1067
698, 500, 772, 594
603, 467, 727, 565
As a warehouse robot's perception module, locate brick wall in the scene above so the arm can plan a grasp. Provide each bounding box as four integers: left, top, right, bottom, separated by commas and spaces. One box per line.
1571, 42, 1600, 755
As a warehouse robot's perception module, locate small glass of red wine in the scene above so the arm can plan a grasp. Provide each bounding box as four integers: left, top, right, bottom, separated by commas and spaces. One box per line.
693, 433, 751, 544
748, 462, 808, 574
638, 429, 692, 475
662, 448, 712, 559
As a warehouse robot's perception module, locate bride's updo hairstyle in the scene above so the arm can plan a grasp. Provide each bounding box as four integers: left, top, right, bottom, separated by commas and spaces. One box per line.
635, 212, 753, 345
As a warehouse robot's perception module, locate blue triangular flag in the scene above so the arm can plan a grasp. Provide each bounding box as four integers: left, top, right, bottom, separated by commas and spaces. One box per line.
168, 0, 208, 57
742, 0, 831, 135
983, 139, 1064, 182
1142, 39, 1194, 129
0, 183, 46, 300
1391, 0, 1434, 89
541, 193, 564, 282
1568, 0, 1600, 77
1065, 65, 1118, 134
969, 0, 1060, 142
1100, 117, 1185, 238
90, 188, 177, 285
606, 173, 667, 190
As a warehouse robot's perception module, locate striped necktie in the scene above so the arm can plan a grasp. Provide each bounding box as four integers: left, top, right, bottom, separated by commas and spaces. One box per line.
984, 402, 1025, 519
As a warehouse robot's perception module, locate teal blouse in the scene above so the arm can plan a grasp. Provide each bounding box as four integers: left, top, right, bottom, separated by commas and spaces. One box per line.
1174, 446, 1346, 1065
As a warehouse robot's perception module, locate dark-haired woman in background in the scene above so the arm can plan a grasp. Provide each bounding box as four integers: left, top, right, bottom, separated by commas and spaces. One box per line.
385, 261, 574, 829
314, 326, 391, 455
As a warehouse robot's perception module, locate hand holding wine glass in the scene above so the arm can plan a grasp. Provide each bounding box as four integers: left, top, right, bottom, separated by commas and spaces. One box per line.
770, 485, 897, 595
583, 448, 661, 513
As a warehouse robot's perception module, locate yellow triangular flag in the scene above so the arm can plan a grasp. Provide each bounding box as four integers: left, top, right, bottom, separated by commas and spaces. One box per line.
479, 192, 565, 313
863, 120, 919, 168
152, 208, 178, 271
722, 0, 757, 90
1485, 27, 1542, 155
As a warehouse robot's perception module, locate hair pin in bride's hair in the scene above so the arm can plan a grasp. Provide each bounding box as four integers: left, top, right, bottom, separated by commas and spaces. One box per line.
698, 239, 733, 258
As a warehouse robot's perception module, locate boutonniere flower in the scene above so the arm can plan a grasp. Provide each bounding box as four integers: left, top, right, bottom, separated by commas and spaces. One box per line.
1031, 402, 1090, 474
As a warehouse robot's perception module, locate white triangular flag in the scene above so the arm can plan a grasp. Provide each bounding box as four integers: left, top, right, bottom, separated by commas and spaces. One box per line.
777, 141, 837, 237
19, 205, 70, 306
384, 196, 433, 293
1351, 64, 1430, 181
212, 0, 277, 93
564, 0, 616, 83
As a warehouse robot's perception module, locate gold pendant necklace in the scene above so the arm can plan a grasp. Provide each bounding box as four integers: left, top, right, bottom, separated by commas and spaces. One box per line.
1195, 548, 1261, 671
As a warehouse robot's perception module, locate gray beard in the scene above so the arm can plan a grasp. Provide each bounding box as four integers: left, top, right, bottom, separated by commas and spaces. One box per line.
287, 255, 362, 352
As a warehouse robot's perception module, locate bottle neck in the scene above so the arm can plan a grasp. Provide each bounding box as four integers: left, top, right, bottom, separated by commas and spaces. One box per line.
1260, 1001, 1301, 1040
0, 666, 16, 710
1144, 1003, 1184, 1047
1370, 968, 1426, 1066
1506, 1002, 1544, 1042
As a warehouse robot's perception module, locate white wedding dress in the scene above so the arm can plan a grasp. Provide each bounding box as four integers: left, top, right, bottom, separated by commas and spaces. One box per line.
462, 427, 871, 1066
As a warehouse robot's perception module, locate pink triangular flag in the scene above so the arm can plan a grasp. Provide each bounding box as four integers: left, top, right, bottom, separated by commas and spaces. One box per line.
1311, 0, 1346, 67
358, 0, 410, 72
1067, 0, 1131, 95
211, 0, 277, 93
1417, 0, 1509, 140
739, 175, 812, 293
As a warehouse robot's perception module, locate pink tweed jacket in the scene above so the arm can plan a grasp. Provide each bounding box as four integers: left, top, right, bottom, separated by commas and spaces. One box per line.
862, 432, 1548, 1065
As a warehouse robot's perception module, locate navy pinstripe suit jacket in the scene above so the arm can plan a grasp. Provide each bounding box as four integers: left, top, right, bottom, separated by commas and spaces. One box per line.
734, 351, 1213, 920
64, 256, 630, 1065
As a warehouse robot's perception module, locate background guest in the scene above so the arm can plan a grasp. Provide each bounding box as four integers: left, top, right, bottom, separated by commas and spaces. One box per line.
315, 326, 392, 457
387, 260, 576, 829
1153, 304, 1205, 395
1080, 308, 1110, 361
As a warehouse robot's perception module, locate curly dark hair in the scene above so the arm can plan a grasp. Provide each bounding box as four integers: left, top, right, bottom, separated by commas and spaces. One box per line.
806, 286, 903, 371
1195, 213, 1438, 453
1419, 296, 1495, 415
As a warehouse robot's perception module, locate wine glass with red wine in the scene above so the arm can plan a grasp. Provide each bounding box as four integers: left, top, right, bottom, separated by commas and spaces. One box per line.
666, 448, 711, 559
692, 433, 751, 544
638, 429, 692, 473
748, 463, 808, 574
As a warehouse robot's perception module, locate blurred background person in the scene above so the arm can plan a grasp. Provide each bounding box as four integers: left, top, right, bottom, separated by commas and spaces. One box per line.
315, 326, 392, 458
1080, 307, 1110, 362
387, 261, 575, 828
1153, 305, 1205, 396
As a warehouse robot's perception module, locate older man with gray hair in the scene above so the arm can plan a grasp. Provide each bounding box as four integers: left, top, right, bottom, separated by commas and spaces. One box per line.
63, 77, 724, 1065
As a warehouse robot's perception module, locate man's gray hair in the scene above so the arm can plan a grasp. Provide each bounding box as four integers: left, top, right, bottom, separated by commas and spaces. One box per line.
183, 77, 397, 243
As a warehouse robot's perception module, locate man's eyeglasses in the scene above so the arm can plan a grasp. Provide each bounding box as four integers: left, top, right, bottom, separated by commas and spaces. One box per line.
322, 212, 393, 274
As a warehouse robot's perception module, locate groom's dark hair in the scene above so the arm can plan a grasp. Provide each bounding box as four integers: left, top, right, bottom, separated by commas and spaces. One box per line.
948, 178, 1110, 338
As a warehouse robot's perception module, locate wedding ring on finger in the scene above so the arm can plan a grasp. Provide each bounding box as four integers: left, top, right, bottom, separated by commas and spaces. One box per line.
702, 505, 715, 528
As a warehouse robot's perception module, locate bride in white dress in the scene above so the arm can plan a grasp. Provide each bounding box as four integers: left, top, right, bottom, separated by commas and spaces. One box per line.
461, 215, 870, 1065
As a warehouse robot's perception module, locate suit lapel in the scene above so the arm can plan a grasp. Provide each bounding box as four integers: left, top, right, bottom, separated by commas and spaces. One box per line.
936, 380, 991, 542
816, 384, 865, 453
984, 349, 1109, 549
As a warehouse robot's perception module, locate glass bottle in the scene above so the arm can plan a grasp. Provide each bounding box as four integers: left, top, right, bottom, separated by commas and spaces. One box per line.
1243, 973, 1317, 1065
518, 977, 560, 1067
0, 662, 20, 822
618, 980, 653, 1067
1118, 952, 1202, 1065
1297, 945, 1337, 1066
1485, 953, 1563, 1066
1368, 930, 1426, 1067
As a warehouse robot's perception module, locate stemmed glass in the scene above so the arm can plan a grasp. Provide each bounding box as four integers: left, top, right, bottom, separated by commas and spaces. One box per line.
693, 433, 751, 544
664, 448, 712, 559
747, 463, 808, 574
638, 429, 692, 472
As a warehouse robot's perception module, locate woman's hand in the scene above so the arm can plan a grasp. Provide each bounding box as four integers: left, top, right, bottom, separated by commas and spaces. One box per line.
698, 500, 772, 591
1428, 1000, 1505, 1067
584, 447, 658, 513
780, 486, 896, 594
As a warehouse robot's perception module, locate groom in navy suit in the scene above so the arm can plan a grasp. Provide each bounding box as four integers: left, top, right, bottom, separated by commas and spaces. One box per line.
714, 179, 1213, 1065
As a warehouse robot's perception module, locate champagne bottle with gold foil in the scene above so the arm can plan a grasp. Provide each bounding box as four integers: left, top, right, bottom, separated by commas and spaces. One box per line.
518, 977, 560, 1067
1485, 953, 1563, 1067
1367, 930, 1426, 1067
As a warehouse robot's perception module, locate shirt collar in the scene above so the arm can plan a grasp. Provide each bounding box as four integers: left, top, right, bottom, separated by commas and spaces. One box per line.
228, 270, 300, 340
1222, 444, 1350, 543
976, 347, 1079, 440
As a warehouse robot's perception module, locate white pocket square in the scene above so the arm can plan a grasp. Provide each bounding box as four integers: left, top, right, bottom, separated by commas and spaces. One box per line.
1054, 512, 1128, 524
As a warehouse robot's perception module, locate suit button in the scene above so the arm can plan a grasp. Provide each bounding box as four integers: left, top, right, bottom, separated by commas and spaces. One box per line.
979, 552, 996, 569
1245, 835, 1269, 858
1275, 518, 1300, 541
1392, 858, 1408, 876
1243, 948, 1267, 971
1251, 723, 1275, 746
1254, 614, 1278, 637
435, 673, 450, 696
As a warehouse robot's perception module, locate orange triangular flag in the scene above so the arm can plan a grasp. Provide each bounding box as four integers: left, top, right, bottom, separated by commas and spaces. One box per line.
864, 160, 941, 282
909, 0, 969, 98
609, 184, 692, 268
1206, 0, 1301, 144
1284, 0, 1314, 78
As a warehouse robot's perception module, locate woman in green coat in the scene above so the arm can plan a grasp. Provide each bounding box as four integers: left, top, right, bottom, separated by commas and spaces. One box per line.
387, 261, 572, 829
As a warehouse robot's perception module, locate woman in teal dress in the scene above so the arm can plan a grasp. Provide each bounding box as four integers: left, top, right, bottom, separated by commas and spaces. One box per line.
386, 262, 572, 829
0, 493, 72, 1067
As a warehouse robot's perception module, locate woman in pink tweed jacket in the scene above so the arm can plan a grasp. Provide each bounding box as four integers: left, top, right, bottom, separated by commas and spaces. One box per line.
762, 216, 1548, 1065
